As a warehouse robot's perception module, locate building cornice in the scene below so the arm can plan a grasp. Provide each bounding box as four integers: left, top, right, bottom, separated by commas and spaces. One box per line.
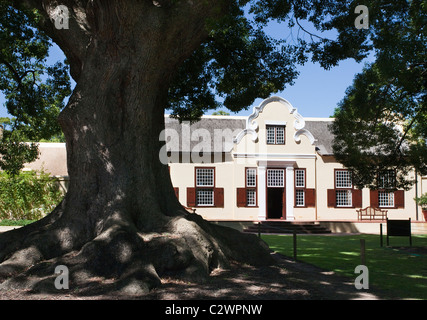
233, 153, 316, 159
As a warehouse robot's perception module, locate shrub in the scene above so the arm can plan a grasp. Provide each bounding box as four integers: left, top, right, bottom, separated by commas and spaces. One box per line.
415, 193, 427, 210
0, 169, 64, 221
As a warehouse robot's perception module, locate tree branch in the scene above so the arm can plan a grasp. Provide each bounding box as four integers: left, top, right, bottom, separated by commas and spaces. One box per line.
393, 109, 420, 157
11, 0, 92, 81
294, 17, 328, 42
0, 57, 21, 85
0, 57, 39, 92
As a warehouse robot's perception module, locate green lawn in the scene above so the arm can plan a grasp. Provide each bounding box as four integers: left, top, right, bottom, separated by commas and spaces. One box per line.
262, 234, 427, 300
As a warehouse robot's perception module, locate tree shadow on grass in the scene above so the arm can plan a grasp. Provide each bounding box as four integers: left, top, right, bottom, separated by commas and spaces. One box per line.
18, 253, 387, 300
0, 252, 388, 300
130, 253, 385, 300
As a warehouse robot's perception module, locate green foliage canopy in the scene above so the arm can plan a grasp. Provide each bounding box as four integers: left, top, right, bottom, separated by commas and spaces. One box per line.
0, 1, 71, 175
4, 0, 424, 188
331, 0, 426, 189
167, 0, 373, 120
4, 0, 375, 123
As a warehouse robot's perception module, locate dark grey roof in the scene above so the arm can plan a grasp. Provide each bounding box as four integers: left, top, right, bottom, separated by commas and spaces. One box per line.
164, 116, 246, 152
304, 120, 335, 155
163, 115, 335, 155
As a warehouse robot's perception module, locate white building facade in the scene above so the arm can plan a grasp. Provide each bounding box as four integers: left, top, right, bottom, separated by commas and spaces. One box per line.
28, 96, 427, 224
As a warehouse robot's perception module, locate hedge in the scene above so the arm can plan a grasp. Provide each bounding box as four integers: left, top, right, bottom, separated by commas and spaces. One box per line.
0, 170, 64, 221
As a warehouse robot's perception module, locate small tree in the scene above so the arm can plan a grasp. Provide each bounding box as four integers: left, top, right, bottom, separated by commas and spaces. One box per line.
415, 193, 427, 210
211, 110, 230, 116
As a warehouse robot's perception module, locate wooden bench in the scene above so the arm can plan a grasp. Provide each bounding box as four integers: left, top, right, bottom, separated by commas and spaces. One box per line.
357, 206, 388, 221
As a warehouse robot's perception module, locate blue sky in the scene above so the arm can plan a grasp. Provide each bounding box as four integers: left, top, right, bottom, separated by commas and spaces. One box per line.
224, 17, 375, 118
0, 15, 374, 120
226, 55, 373, 118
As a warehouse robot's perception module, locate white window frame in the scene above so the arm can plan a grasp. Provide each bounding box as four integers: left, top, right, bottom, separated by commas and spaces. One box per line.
295, 189, 305, 207
335, 170, 352, 189
336, 190, 353, 207
195, 168, 215, 206
378, 191, 395, 207
196, 168, 214, 187
246, 189, 257, 207
295, 169, 305, 188
267, 169, 285, 187
246, 168, 257, 187
266, 125, 285, 145
196, 189, 214, 207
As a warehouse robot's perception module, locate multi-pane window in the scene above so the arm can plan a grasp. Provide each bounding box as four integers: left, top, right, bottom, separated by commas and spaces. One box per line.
246, 168, 257, 187
246, 189, 257, 207
295, 169, 306, 207
295, 169, 305, 188
266, 125, 285, 145
188, 167, 223, 208
275, 126, 285, 144
246, 168, 257, 206
336, 190, 353, 207
335, 170, 352, 188
196, 168, 214, 206
335, 170, 353, 207
267, 169, 284, 187
328, 169, 362, 208
266, 126, 275, 144
378, 191, 394, 207
196, 189, 214, 206
377, 170, 397, 208
295, 189, 305, 207
196, 168, 214, 187
378, 170, 396, 189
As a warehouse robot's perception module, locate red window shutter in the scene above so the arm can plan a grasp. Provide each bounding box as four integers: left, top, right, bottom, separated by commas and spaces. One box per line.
352, 189, 363, 208
214, 188, 224, 208
174, 187, 179, 200
395, 190, 405, 208
237, 188, 247, 207
187, 188, 196, 207
327, 189, 336, 208
370, 190, 379, 208
305, 189, 316, 207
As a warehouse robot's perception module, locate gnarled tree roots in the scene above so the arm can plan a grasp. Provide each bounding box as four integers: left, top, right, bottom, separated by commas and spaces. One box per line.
0, 207, 273, 296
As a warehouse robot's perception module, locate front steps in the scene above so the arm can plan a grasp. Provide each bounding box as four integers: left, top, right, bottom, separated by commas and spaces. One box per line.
243, 220, 332, 234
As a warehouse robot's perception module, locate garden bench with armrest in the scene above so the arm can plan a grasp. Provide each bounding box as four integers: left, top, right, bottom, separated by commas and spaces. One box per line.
357, 206, 388, 220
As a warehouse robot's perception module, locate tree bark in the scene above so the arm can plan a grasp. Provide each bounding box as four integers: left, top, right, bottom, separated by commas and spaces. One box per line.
0, 0, 273, 295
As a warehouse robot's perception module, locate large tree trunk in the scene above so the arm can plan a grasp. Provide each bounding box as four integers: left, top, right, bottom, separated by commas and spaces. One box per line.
0, 0, 273, 295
